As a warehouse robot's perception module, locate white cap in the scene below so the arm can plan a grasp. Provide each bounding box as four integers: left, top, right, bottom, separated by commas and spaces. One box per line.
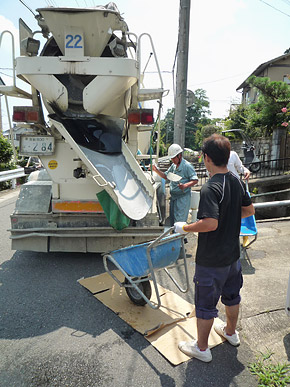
168, 144, 183, 158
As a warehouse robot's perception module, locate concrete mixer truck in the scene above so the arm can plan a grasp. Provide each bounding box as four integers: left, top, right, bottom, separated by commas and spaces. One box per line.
0, 3, 168, 253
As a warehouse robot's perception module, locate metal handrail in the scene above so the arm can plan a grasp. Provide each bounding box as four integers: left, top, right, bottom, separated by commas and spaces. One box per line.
137, 32, 163, 90
0, 168, 26, 188
193, 157, 290, 187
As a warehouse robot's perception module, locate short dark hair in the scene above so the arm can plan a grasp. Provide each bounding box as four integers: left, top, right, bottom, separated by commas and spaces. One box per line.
202, 134, 230, 166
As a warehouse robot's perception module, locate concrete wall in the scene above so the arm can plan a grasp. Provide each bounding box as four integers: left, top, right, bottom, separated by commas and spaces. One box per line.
230, 138, 272, 161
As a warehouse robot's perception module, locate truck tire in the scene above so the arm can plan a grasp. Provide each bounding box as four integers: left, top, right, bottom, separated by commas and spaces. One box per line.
124, 277, 152, 306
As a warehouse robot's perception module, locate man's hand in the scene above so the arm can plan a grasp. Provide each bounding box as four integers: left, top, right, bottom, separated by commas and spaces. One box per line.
243, 167, 251, 181
174, 222, 188, 234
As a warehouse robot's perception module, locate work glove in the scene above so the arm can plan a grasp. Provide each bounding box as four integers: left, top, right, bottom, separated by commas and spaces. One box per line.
174, 222, 188, 234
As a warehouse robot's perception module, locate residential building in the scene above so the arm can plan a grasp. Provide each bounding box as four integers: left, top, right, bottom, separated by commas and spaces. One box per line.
236, 52, 290, 104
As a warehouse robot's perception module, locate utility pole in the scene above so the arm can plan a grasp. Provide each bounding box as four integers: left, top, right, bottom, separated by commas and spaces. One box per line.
174, 0, 191, 147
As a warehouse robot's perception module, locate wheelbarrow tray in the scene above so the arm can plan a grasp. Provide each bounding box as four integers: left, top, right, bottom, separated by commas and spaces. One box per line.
109, 234, 182, 277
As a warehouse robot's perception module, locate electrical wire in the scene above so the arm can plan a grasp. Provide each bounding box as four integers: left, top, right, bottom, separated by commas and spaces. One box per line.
258, 0, 290, 18
171, 39, 179, 101
188, 72, 251, 87
0, 71, 13, 78
18, 0, 36, 16
279, 0, 290, 7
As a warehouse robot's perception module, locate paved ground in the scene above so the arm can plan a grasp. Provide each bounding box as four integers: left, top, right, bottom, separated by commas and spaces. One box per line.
0, 186, 289, 386
163, 186, 290, 366
184, 217, 290, 365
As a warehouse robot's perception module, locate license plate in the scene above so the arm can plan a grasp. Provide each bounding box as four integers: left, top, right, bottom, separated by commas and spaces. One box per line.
19, 135, 55, 156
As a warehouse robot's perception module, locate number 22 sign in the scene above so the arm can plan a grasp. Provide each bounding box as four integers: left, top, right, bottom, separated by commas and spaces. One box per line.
65, 34, 83, 49
64, 28, 84, 57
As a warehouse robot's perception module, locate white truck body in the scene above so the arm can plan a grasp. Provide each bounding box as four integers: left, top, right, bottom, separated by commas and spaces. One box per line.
1, 3, 167, 253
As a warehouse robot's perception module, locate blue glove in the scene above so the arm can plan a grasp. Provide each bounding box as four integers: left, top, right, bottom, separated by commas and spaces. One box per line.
174, 222, 188, 234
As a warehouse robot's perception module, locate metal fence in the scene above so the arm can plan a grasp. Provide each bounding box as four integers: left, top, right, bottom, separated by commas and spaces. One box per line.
193, 157, 290, 187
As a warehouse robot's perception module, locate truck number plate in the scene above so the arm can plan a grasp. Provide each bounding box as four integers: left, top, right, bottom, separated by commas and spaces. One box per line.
19, 135, 55, 156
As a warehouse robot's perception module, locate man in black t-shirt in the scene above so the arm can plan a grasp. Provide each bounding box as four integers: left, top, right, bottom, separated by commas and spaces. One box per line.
174, 134, 254, 363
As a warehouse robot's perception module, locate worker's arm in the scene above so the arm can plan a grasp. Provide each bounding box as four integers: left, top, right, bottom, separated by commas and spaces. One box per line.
243, 167, 251, 181
241, 203, 255, 219
180, 217, 218, 233
152, 164, 167, 180
178, 179, 198, 191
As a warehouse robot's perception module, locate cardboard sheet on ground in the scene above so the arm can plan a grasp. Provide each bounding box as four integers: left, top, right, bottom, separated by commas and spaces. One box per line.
78, 271, 224, 365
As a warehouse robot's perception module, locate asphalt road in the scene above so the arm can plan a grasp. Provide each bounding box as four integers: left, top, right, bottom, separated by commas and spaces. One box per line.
2, 188, 289, 386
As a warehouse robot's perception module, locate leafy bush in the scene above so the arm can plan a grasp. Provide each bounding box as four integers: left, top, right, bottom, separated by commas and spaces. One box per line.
0, 136, 16, 190
0, 136, 13, 165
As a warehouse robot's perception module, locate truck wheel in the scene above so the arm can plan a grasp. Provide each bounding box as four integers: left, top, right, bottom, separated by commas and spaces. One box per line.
124, 277, 152, 306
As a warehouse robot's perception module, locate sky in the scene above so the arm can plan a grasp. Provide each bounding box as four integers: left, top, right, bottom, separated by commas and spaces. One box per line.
1, 0, 290, 131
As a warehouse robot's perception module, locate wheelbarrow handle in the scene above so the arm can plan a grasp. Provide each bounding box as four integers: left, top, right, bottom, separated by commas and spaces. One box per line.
148, 226, 174, 248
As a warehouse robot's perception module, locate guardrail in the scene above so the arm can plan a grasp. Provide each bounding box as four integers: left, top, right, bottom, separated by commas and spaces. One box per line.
0, 168, 26, 189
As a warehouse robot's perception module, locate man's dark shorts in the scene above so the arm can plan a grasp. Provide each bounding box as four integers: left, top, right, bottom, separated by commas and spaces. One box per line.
194, 260, 243, 320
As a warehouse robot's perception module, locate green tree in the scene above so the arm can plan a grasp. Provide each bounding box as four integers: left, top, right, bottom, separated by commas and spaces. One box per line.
224, 104, 249, 132
160, 88, 211, 150
247, 76, 290, 136
195, 124, 221, 148
185, 88, 211, 149
0, 135, 16, 190
161, 108, 175, 146
225, 76, 290, 138
0, 135, 13, 166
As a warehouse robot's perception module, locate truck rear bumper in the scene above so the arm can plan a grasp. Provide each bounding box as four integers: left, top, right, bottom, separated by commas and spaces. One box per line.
10, 213, 162, 253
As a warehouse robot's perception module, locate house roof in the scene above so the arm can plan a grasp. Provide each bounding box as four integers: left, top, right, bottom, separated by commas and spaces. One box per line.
236, 52, 290, 91
2, 126, 25, 136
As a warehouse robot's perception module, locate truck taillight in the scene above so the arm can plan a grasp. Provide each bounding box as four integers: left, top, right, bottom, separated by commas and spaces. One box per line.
128, 111, 141, 125
13, 107, 39, 123
128, 109, 154, 125
13, 111, 26, 122
26, 110, 39, 122
141, 111, 154, 125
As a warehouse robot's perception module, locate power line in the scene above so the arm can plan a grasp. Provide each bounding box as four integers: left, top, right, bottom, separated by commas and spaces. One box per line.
279, 0, 290, 8
258, 0, 290, 18
188, 72, 250, 87
18, 0, 36, 16
0, 71, 13, 78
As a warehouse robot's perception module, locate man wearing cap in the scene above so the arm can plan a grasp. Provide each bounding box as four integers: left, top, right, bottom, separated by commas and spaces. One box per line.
153, 144, 198, 226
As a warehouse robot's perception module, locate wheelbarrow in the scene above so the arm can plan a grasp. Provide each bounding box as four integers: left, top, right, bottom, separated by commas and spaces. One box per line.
103, 227, 190, 309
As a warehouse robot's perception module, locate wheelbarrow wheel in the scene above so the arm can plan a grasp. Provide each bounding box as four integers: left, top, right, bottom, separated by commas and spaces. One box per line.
124, 277, 152, 306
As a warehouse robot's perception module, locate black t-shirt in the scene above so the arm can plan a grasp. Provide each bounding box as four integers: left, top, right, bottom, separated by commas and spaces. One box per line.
196, 172, 252, 267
